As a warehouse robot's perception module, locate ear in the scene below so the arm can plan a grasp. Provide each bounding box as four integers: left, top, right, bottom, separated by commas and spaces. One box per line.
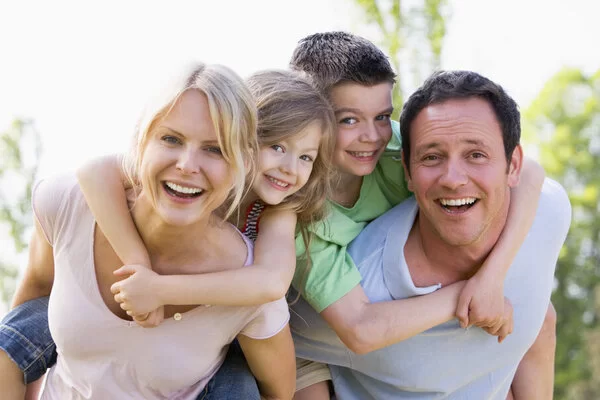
401, 150, 414, 192
507, 144, 523, 188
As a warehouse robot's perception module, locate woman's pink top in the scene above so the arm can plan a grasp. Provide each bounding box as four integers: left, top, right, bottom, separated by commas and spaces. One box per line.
35, 174, 289, 400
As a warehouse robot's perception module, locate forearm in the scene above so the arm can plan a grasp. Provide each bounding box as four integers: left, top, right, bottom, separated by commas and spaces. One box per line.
479, 157, 544, 277
159, 266, 289, 307
334, 282, 464, 354
11, 283, 50, 309
77, 154, 150, 266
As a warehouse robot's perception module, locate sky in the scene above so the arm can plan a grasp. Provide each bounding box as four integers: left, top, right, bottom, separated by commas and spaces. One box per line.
1, 0, 599, 180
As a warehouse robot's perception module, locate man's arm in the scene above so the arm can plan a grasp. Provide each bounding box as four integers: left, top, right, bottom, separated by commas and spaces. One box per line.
320, 282, 465, 354
12, 218, 55, 307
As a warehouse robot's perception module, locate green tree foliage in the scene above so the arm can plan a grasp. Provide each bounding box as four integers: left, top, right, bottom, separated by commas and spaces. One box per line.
523, 68, 600, 399
0, 119, 42, 306
353, 0, 449, 118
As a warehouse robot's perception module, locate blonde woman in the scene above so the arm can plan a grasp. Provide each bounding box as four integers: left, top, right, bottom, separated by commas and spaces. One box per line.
0, 62, 295, 400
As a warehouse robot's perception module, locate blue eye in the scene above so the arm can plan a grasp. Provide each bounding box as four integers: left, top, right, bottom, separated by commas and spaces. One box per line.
339, 117, 358, 125
271, 144, 285, 153
206, 146, 223, 155
376, 114, 391, 121
300, 154, 314, 162
161, 135, 181, 144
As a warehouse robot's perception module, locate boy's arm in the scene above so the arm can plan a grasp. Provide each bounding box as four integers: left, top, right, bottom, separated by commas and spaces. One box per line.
237, 325, 296, 400
111, 209, 297, 314
76, 154, 151, 267
455, 157, 545, 334
320, 281, 465, 355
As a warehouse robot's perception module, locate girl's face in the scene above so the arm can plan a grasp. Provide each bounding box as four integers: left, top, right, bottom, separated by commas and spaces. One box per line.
252, 121, 322, 206
139, 89, 233, 226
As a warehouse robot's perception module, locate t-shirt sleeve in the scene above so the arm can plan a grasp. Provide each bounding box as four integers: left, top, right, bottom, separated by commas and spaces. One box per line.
376, 121, 410, 206
292, 233, 362, 313
239, 297, 290, 339
32, 174, 78, 246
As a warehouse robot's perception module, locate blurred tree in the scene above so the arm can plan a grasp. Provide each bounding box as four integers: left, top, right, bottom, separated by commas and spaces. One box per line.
0, 118, 42, 307
523, 68, 600, 399
352, 0, 450, 118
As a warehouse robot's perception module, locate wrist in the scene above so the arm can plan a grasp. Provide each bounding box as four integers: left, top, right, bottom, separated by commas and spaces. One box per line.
151, 275, 168, 306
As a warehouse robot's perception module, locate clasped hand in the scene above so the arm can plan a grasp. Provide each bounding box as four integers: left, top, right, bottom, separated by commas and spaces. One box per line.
456, 274, 514, 343
110, 264, 165, 328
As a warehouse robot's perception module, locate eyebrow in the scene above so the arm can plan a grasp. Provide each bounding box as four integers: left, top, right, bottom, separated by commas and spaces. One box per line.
415, 138, 490, 153
334, 106, 394, 115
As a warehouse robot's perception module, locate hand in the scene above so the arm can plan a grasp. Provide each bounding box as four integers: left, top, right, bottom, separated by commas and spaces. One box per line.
111, 264, 164, 320
133, 306, 165, 328
456, 272, 505, 329
480, 297, 514, 343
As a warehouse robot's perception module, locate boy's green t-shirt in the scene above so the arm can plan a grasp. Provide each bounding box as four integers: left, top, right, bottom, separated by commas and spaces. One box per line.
293, 122, 410, 313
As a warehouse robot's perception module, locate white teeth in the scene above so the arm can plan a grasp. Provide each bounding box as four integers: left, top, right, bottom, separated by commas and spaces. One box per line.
350, 151, 375, 157
440, 197, 477, 206
165, 181, 203, 194
267, 176, 289, 188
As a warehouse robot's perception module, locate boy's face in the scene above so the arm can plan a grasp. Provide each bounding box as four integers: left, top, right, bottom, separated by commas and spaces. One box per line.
329, 81, 394, 177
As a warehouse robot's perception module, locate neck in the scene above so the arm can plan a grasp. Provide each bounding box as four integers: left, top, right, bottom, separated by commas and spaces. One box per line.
331, 172, 363, 207
130, 196, 224, 274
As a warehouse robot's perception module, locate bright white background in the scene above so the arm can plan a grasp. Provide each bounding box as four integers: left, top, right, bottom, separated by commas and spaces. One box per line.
0, 0, 599, 308
1, 0, 599, 180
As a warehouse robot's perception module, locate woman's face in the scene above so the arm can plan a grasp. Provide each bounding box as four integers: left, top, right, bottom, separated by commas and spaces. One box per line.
139, 89, 233, 226
252, 121, 322, 206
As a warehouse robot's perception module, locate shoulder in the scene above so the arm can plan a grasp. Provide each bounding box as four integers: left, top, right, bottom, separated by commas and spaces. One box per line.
348, 196, 416, 263
33, 173, 85, 245
355, 196, 416, 243
534, 178, 572, 237
260, 207, 297, 226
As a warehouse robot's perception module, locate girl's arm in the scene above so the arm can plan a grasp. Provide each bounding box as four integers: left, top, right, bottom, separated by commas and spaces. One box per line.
237, 325, 296, 400
76, 154, 151, 267
455, 157, 545, 335
111, 209, 297, 315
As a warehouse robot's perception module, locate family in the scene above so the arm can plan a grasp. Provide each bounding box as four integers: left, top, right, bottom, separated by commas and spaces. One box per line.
0, 31, 571, 399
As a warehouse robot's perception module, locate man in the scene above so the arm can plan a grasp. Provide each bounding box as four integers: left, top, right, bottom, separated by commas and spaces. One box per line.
290, 70, 571, 398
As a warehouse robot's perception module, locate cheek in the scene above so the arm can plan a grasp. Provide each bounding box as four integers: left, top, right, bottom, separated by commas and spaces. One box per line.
334, 127, 352, 150
378, 125, 393, 142
299, 164, 314, 186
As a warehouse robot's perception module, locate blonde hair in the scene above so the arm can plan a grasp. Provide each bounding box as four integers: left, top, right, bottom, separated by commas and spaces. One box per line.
123, 62, 258, 219
246, 69, 337, 298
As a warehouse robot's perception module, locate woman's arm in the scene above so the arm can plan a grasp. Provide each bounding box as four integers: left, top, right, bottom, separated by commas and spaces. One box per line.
112, 209, 297, 315
237, 325, 296, 400
76, 154, 151, 267
455, 157, 545, 335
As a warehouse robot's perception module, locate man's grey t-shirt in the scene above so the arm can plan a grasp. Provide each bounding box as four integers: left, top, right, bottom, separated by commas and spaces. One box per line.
290, 179, 571, 399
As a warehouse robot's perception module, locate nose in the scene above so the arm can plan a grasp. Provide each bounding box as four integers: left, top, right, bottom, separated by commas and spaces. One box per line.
176, 148, 201, 174
280, 153, 298, 176
439, 159, 468, 190
358, 121, 380, 143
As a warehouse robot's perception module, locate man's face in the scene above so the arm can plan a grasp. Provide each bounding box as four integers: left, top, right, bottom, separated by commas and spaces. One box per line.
329, 81, 394, 177
404, 97, 522, 247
